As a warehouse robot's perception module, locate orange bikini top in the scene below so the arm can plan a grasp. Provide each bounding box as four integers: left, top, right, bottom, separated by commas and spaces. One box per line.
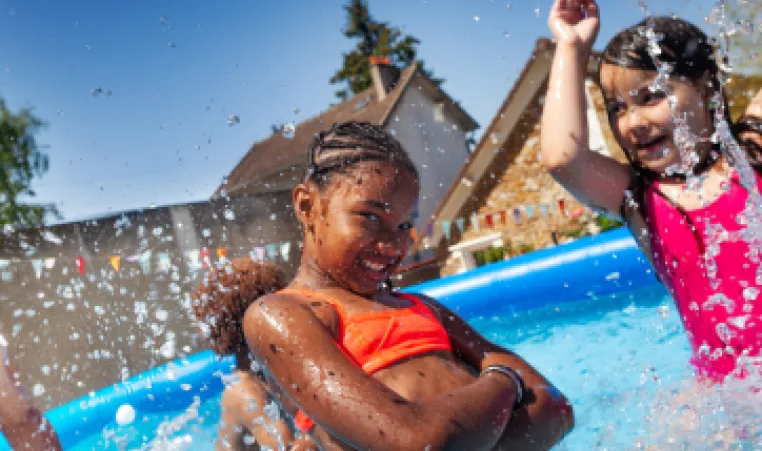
280, 288, 453, 433
279, 288, 453, 374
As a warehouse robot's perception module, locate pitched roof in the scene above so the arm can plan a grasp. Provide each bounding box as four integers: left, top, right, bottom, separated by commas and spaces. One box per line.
216, 63, 477, 198
413, 38, 601, 252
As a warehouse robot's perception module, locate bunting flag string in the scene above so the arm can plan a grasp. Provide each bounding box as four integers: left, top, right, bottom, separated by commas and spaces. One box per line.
31, 259, 43, 279
280, 242, 291, 262
485, 214, 494, 229
470, 213, 480, 234
216, 248, 228, 261
265, 244, 278, 261
526, 205, 535, 219
540, 203, 549, 218
75, 256, 85, 276
200, 248, 210, 268
109, 255, 121, 271
513, 208, 521, 225
499, 211, 507, 226
558, 199, 566, 216
455, 217, 465, 234
441, 220, 451, 240
409, 228, 420, 245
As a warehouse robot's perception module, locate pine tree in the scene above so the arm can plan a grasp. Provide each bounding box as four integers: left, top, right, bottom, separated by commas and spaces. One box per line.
330, 0, 443, 101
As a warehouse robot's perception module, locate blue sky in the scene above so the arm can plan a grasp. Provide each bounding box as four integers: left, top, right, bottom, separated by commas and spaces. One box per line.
0, 0, 716, 222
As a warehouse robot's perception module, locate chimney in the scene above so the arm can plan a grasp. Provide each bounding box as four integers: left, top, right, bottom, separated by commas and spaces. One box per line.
369, 56, 401, 101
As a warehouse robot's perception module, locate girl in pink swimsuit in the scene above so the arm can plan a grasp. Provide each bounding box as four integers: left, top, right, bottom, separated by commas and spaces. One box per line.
541, 0, 762, 382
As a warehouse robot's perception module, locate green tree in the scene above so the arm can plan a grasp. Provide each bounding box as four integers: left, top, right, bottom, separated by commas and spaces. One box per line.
331, 0, 443, 101
0, 99, 56, 231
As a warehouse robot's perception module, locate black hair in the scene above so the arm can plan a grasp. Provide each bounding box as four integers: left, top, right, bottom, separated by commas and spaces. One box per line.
304, 121, 419, 190
601, 17, 758, 254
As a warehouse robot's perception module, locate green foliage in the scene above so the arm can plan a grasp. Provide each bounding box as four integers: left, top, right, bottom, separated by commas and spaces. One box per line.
331, 0, 443, 101
474, 246, 505, 267
0, 99, 57, 230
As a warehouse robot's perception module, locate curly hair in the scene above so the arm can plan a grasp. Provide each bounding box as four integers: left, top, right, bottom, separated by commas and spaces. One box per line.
190, 257, 286, 356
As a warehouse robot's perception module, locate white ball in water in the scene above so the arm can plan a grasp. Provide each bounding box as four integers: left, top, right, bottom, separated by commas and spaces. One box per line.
116, 404, 136, 426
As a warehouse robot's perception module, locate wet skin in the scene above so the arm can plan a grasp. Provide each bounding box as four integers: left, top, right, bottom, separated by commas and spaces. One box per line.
244, 160, 573, 450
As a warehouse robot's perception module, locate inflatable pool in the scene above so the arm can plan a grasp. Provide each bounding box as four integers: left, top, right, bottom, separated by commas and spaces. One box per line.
0, 227, 658, 450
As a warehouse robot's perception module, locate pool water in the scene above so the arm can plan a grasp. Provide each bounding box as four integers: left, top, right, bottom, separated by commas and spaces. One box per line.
72, 285, 762, 450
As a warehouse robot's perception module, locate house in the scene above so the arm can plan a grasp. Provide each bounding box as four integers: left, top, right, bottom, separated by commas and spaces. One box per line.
217, 58, 478, 243
394, 38, 628, 286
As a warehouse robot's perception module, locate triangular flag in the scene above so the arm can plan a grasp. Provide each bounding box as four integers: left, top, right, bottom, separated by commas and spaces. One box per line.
526, 205, 535, 218
470, 213, 480, 233
513, 208, 521, 225
455, 217, 465, 234
265, 244, 279, 260
500, 210, 507, 226
75, 256, 85, 276
409, 228, 419, 245
157, 252, 171, 272
253, 247, 265, 262
109, 255, 121, 271
540, 204, 549, 218
186, 249, 201, 270
216, 248, 228, 261
485, 214, 494, 228
200, 248, 210, 268
44, 257, 56, 269
139, 251, 152, 274
31, 259, 43, 279
441, 220, 451, 240
280, 242, 291, 262
558, 199, 566, 215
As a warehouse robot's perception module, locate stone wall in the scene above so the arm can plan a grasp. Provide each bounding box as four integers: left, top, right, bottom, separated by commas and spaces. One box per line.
439, 81, 627, 277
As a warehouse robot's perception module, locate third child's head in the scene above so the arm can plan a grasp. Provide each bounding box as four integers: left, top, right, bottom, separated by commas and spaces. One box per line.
599, 17, 720, 175
293, 121, 419, 295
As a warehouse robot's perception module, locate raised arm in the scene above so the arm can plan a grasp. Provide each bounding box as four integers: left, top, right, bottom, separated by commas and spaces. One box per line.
243, 295, 519, 451
0, 336, 61, 451
541, 0, 632, 218
420, 295, 574, 450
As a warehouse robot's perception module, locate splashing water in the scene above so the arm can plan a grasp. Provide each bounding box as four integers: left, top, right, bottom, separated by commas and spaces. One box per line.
633, 0, 762, 446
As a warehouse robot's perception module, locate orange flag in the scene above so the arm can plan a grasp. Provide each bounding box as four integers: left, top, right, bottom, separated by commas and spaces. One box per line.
410, 228, 419, 245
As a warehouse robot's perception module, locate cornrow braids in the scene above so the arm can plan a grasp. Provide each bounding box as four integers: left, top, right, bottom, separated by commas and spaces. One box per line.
304, 121, 418, 189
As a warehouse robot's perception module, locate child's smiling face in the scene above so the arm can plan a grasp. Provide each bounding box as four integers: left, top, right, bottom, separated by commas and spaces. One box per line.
300, 160, 419, 295
600, 63, 714, 174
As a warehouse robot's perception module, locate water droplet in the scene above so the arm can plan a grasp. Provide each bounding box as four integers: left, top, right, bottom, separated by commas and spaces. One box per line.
32, 384, 45, 397
227, 114, 240, 126
743, 286, 759, 301
160, 16, 169, 24
168, 42, 177, 48
534, 7, 540, 17
282, 122, 296, 139
506, 3, 512, 9
503, 31, 510, 39
473, 15, 480, 22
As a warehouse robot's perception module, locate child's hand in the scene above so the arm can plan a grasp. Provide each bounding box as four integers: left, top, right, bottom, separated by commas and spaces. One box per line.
548, 0, 600, 53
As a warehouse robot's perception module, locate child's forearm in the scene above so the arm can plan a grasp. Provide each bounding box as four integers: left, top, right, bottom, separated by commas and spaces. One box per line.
541, 43, 591, 171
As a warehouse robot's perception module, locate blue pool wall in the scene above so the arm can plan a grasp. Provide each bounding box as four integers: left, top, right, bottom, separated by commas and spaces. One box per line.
0, 227, 660, 450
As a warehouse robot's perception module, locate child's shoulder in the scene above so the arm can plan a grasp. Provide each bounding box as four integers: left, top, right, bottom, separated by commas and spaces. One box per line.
245, 290, 342, 338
